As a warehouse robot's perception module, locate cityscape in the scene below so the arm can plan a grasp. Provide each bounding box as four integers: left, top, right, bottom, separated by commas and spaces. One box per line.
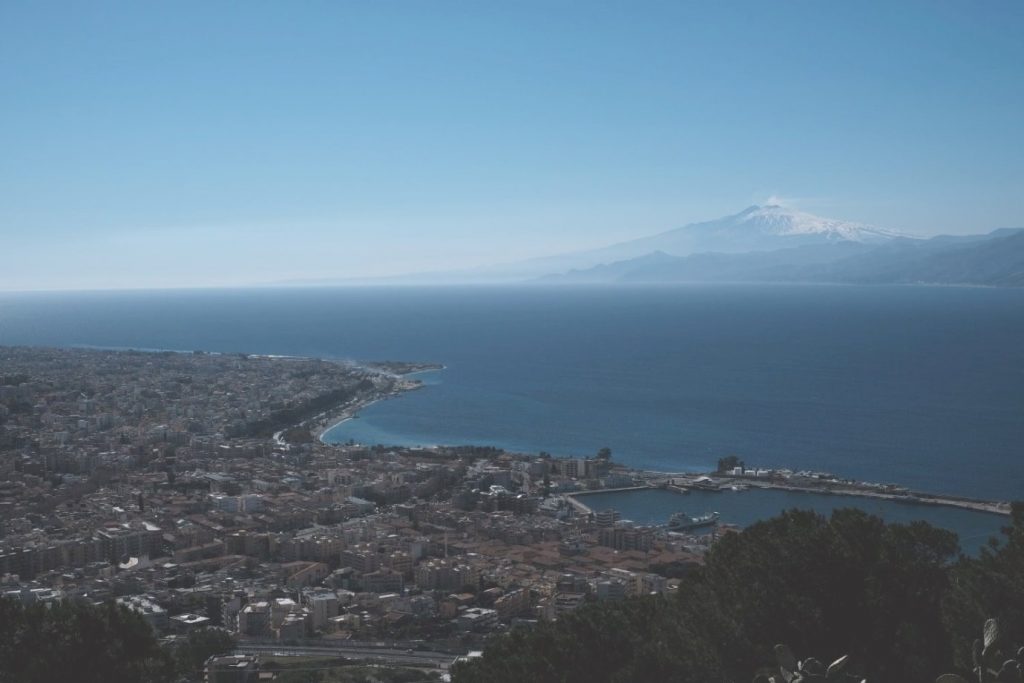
2, 2, 1022, 681
0, 346, 720, 679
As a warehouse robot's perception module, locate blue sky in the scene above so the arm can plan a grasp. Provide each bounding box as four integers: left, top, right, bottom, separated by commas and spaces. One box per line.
1, 1, 1022, 289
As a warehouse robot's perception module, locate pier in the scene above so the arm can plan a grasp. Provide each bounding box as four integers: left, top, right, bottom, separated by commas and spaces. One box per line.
637, 470, 1013, 517
564, 486, 652, 515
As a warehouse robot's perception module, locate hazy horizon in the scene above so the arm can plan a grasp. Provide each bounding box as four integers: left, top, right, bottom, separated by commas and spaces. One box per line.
2, 2, 1022, 290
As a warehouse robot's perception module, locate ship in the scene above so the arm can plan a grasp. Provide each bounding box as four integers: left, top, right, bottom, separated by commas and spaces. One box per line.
667, 511, 720, 531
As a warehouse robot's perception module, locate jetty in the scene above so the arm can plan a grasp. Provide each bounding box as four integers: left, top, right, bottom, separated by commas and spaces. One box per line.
563, 486, 653, 515
636, 470, 1012, 517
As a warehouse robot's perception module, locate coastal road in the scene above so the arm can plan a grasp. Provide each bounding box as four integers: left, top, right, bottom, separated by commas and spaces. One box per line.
235, 643, 460, 668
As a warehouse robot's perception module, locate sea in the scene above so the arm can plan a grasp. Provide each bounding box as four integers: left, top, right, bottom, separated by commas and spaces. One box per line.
1, 284, 1021, 550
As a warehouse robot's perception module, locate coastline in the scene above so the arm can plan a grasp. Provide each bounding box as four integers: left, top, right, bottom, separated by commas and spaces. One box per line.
269, 356, 1012, 521
314, 395, 388, 443
301, 376, 1013, 519
314, 365, 443, 445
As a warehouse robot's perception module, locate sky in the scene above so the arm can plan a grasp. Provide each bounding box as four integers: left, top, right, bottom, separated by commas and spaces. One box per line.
1, 1, 1022, 290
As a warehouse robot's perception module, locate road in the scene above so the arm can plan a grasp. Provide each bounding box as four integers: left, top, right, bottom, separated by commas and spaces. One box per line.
235, 642, 460, 669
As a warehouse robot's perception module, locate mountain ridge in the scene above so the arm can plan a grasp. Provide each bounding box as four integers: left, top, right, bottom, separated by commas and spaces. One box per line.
498, 204, 902, 278
541, 228, 1024, 287
268, 205, 1020, 287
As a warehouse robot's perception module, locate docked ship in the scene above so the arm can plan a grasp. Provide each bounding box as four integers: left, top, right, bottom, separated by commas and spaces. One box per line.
667, 511, 720, 531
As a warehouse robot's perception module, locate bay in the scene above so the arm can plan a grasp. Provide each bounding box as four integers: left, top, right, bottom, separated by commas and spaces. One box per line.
1, 284, 1022, 506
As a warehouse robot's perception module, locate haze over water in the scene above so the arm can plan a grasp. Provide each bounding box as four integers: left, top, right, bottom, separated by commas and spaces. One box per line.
1, 284, 1021, 504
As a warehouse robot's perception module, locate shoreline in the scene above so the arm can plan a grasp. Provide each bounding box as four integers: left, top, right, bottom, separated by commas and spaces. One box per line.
313, 366, 443, 445
266, 357, 1012, 520
314, 395, 387, 442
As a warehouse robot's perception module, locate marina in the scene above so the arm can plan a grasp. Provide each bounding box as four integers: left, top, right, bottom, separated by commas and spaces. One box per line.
570, 486, 1007, 554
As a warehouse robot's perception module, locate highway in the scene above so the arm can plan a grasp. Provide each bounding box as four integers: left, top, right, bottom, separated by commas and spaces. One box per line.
235, 642, 460, 669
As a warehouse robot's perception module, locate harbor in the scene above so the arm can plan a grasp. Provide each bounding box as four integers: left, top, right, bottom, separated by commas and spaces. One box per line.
566, 466, 1011, 516
563, 466, 1012, 553
568, 485, 1007, 554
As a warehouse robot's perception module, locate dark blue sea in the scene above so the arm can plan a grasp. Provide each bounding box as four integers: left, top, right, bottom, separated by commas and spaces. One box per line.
1, 284, 1021, 547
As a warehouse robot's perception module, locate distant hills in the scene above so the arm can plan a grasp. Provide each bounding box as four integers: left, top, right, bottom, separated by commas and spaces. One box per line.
523, 204, 1023, 287
486, 204, 902, 280
282, 204, 1023, 287
541, 227, 1024, 287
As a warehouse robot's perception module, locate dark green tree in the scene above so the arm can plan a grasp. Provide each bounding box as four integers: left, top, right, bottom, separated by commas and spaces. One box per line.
453, 581, 739, 683
704, 508, 958, 680
943, 502, 1024, 673
453, 508, 963, 683
0, 598, 175, 683
716, 455, 744, 473
167, 627, 237, 679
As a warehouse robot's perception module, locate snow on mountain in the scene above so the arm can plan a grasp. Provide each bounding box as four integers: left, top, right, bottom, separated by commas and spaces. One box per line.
286, 205, 906, 285
621, 204, 902, 255
727, 204, 901, 240
492, 205, 905, 278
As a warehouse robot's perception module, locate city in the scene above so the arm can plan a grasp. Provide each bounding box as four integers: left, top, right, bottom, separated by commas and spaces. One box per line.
0, 346, 713, 679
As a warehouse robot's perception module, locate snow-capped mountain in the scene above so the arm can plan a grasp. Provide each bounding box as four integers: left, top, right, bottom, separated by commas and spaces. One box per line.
721, 204, 900, 241
598, 204, 902, 256
281, 205, 907, 285
489, 205, 905, 278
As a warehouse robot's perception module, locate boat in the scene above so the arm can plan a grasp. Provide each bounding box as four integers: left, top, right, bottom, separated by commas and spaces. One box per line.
667, 511, 720, 531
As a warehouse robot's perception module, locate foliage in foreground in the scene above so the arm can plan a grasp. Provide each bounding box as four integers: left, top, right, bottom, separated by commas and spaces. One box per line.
0, 598, 236, 683
1, 506, 1020, 683
0, 598, 175, 683
754, 644, 861, 683
166, 627, 238, 680
938, 618, 1024, 683
454, 504, 1024, 683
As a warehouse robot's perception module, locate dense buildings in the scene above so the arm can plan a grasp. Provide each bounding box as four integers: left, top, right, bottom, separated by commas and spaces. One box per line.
0, 346, 704, 653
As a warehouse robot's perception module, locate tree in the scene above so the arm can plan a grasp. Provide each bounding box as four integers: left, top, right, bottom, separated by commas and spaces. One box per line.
452, 508, 965, 683
596, 447, 612, 461
167, 627, 237, 679
0, 598, 175, 683
943, 502, 1024, 672
703, 508, 958, 680
453, 584, 739, 683
716, 455, 744, 473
